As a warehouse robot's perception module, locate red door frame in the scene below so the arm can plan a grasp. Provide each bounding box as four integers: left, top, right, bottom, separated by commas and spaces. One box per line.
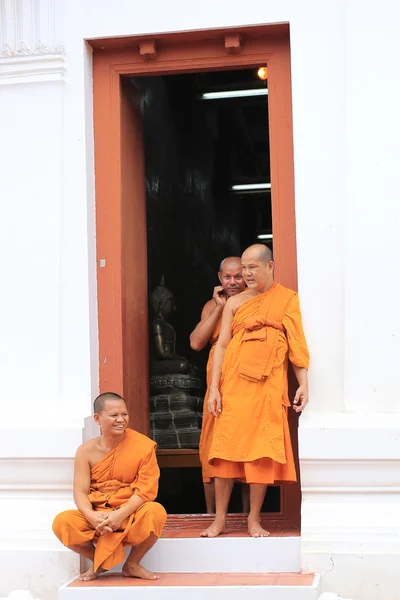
90, 23, 301, 530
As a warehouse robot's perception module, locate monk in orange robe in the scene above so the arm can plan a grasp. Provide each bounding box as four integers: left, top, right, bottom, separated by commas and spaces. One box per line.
201, 244, 309, 538
190, 257, 248, 514
53, 392, 167, 581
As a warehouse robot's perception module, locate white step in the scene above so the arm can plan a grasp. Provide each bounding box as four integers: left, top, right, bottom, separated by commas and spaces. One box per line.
110, 536, 300, 573
59, 573, 321, 600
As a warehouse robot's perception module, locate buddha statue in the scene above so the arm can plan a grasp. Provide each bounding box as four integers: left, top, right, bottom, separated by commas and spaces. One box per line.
149, 277, 203, 449
150, 277, 188, 375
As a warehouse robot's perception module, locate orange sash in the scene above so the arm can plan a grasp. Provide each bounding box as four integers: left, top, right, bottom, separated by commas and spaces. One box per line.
237, 283, 295, 382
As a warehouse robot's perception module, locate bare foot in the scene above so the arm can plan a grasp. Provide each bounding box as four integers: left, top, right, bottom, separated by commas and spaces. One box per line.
122, 563, 159, 580
200, 518, 227, 538
248, 519, 270, 538
79, 566, 106, 581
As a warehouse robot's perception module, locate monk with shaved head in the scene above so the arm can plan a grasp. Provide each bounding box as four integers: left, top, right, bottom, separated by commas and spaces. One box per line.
201, 244, 310, 538
190, 257, 248, 514
53, 392, 166, 580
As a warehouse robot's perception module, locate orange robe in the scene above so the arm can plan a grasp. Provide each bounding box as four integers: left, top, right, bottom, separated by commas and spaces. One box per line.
209, 283, 309, 484
52, 429, 167, 571
199, 316, 222, 482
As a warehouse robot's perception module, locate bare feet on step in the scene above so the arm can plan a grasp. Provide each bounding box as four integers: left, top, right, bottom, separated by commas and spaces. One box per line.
122, 562, 159, 580
200, 518, 227, 538
79, 566, 106, 581
248, 518, 270, 538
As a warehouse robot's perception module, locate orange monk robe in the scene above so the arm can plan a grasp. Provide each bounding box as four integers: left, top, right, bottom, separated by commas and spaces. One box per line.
209, 282, 310, 484
199, 316, 222, 482
53, 429, 167, 572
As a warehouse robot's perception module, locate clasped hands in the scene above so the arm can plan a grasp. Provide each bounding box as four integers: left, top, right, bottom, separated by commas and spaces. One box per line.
87, 509, 126, 536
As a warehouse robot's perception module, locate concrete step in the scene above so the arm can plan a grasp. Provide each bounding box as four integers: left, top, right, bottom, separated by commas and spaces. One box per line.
111, 534, 300, 573
59, 572, 321, 600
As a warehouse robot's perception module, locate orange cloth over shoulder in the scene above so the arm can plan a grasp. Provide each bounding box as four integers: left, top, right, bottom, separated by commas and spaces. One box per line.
52, 429, 166, 571
199, 316, 222, 482
209, 283, 309, 485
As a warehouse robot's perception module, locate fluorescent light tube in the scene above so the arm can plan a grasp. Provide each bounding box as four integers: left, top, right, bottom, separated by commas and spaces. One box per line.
231, 183, 271, 191
200, 89, 268, 100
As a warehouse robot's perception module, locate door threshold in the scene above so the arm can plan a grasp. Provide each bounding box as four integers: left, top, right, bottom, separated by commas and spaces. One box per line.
164, 513, 300, 534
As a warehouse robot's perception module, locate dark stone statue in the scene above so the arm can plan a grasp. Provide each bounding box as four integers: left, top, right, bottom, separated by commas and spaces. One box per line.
150, 278, 203, 449
150, 278, 188, 375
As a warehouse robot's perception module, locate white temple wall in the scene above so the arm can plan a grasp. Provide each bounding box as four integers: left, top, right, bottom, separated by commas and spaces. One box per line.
0, 0, 399, 598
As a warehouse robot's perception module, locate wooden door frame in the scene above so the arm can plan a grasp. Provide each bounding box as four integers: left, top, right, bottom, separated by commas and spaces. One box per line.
90, 23, 300, 530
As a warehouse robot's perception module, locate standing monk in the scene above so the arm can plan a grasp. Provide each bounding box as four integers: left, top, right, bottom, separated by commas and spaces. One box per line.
53, 392, 167, 581
190, 257, 248, 514
201, 244, 309, 538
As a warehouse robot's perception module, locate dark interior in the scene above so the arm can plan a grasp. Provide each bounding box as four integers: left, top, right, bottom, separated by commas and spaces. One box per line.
130, 67, 278, 514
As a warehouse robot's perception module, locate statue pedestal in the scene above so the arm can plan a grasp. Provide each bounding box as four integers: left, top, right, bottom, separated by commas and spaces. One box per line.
150, 372, 203, 449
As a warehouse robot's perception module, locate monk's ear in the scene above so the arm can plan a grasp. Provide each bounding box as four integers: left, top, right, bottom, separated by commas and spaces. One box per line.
217, 272, 223, 285
93, 412, 100, 425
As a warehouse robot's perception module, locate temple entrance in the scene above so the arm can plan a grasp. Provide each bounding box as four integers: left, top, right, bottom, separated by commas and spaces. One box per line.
92, 24, 300, 529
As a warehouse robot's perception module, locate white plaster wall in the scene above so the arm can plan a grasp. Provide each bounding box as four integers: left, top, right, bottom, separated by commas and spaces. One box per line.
343, 0, 400, 414
0, 81, 62, 419
1, 0, 400, 599
0, 1, 96, 597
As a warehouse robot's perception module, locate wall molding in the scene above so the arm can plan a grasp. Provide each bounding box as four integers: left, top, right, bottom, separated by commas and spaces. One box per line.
0, 40, 64, 57
301, 458, 400, 490
0, 423, 84, 458
300, 455, 400, 553
0, 0, 65, 83
0, 458, 74, 488
0, 52, 65, 84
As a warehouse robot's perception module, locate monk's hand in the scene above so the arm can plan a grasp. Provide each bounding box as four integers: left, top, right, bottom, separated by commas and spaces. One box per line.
213, 286, 226, 308
85, 510, 111, 532
293, 385, 309, 413
96, 522, 114, 535
97, 509, 125, 534
208, 387, 222, 417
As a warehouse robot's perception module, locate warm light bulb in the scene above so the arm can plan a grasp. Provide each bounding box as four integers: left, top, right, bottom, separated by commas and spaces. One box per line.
257, 66, 268, 81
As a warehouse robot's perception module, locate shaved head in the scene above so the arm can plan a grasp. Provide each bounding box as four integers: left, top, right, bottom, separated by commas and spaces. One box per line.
94, 392, 125, 414
218, 256, 246, 297
219, 256, 241, 271
242, 244, 273, 264
241, 244, 274, 292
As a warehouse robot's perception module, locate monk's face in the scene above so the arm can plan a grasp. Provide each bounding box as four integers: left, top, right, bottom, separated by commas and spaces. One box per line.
95, 399, 129, 437
218, 259, 245, 297
241, 249, 274, 292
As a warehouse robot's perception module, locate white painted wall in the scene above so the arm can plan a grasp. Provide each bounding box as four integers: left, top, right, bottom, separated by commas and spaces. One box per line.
1, 0, 400, 599
343, 1, 400, 414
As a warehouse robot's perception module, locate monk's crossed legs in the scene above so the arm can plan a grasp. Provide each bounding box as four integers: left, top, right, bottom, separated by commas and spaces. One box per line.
53, 502, 167, 580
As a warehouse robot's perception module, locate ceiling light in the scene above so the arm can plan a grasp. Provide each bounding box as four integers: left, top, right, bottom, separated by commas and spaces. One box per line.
257, 67, 268, 81
230, 183, 271, 191
200, 89, 268, 100
257, 233, 273, 240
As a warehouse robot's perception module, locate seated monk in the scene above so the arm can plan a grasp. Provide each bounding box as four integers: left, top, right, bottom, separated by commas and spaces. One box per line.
52, 392, 167, 581
201, 244, 310, 539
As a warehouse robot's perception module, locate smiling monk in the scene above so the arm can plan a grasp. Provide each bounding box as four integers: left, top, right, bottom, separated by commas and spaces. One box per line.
52, 393, 167, 581
201, 244, 310, 539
